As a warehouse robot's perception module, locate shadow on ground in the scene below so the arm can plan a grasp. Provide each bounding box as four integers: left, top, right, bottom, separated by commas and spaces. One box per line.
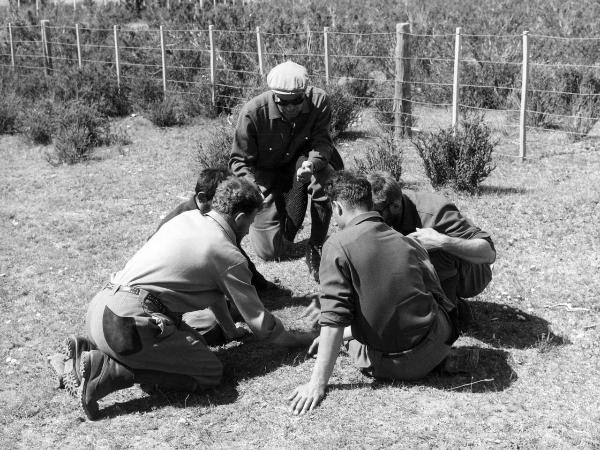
328, 346, 517, 394
100, 340, 311, 420
465, 300, 569, 349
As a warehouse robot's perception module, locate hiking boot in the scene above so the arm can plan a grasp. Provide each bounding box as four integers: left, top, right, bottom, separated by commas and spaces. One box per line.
442, 347, 480, 374
63, 335, 96, 397
305, 243, 323, 283
79, 350, 134, 421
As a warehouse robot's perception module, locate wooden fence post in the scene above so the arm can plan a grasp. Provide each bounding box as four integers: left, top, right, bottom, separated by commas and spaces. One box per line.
519, 31, 529, 161
452, 27, 462, 133
160, 25, 167, 97
323, 26, 330, 85
394, 22, 412, 140
41, 20, 53, 75
75, 24, 82, 69
113, 25, 121, 90
35, 0, 40, 16
256, 26, 264, 78
209, 24, 216, 106
73, 0, 76, 12
8, 23, 15, 68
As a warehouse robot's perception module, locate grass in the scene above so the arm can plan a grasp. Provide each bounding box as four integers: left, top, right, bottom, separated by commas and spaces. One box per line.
1, 107, 600, 448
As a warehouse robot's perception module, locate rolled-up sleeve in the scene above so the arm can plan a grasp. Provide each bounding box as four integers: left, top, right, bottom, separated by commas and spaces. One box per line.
318, 238, 355, 328
307, 94, 334, 172
218, 261, 284, 340
230, 110, 258, 183
434, 203, 495, 252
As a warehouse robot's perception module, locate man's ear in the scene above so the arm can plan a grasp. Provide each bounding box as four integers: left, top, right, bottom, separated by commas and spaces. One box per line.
332, 200, 343, 216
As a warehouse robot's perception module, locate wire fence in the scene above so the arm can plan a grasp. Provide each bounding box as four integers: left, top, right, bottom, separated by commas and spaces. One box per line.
2, 20, 600, 159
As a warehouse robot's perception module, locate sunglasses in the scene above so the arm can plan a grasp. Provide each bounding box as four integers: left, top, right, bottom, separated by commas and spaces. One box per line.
274, 94, 305, 106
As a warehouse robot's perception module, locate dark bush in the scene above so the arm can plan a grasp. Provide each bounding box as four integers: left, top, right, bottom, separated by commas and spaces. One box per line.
196, 123, 233, 170
0, 95, 21, 134
49, 102, 110, 165
147, 99, 186, 127
412, 113, 496, 193
22, 100, 55, 145
129, 76, 164, 111
354, 127, 402, 181
325, 83, 360, 140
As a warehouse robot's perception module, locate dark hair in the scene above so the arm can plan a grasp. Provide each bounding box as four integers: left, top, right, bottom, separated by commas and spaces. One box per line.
327, 171, 373, 209
195, 167, 232, 200
366, 171, 402, 210
211, 177, 263, 217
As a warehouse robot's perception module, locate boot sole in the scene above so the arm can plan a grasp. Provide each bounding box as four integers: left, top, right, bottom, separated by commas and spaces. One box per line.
63, 336, 82, 397
79, 352, 100, 421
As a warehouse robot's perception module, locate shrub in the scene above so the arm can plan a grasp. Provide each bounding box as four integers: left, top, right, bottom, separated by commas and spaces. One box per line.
147, 99, 186, 127
49, 102, 109, 165
196, 123, 233, 170
0, 95, 21, 134
325, 83, 360, 140
129, 76, 164, 111
354, 127, 402, 181
412, 113, 496, 193
22, 100, 55, 145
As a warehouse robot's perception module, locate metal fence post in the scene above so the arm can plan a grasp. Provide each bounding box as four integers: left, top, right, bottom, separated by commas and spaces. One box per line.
113, 25, 121, 90
209, 24, 216, 106
324, 26, 330, 85
160, 25, 167, 97
41, 20, 53, 75
519, 31, 529, 161
452, 27, 462, 133
8, 23, 15, 68
75, 23, 82, 69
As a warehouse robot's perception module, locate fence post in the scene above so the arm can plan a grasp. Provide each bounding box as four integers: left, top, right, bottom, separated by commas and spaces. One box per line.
519, 31, 529, 161
75, 23, 82, 69
8, 23, 15, 68
35, 0, 40, 16
452, 27, 462, 133
113, 25, 121, 90
209, 24, 216, 106
160, 25, 167, 97
41, 20, 53, 75
73, 0, 76, 12
323, 26, 330, 85
394, 22, 412, 140
256, 26, 264, 78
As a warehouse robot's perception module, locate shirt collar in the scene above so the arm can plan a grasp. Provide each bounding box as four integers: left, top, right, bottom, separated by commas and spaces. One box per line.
205, 210, 237, 244
347, 211, 383, 228
267, 90, 311, 119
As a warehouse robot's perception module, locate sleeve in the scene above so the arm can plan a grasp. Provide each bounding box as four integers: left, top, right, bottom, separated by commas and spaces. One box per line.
432, 203, 495, 252
307, 94, 334, 172
217, 261, 284, 340
318, 238, 355, 328
230, 108, 259, 183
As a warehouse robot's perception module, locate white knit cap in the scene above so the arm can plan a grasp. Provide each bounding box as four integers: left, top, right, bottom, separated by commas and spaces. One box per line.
267, 61, 308, 95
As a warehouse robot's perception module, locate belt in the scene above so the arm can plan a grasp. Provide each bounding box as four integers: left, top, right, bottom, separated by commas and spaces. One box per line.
103, 282, 182, 327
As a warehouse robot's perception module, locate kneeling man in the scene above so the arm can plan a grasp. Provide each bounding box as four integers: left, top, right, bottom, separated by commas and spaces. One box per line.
62, 178, 312, 420
289, 172, 466, 414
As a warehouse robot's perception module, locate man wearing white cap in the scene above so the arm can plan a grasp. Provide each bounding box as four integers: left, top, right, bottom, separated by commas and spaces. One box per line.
230, 60, 343, 282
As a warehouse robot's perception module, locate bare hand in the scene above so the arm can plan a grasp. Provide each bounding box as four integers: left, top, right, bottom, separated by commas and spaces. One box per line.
296, 161, 314, 184
288, 383, 326, 415
407, 227, 447, 251
300, 295, 321, 327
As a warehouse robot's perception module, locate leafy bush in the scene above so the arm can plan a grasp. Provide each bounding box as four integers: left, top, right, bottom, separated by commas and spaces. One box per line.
22, 101, 55, 145
0, 95, 21, 134
325, 83, 360, 140
412, 113, 496, 193
49, 102, 110, 165
129, 76, 164, 111
196, 123, 233, 170
354, 127, 402, 181
147, 99, 186, 127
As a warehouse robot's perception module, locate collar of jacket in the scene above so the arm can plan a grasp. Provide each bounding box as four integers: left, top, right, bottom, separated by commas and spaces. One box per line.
346, 211, 384, 228
205, 210, 237, 244
267, 90, 312, 119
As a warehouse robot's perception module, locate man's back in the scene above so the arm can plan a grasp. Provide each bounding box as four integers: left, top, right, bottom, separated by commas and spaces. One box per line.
319, 212, 440, 354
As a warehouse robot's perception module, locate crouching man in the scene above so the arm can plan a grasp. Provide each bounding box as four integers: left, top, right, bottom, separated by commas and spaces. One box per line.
289, 172, 473, 415
62, 177, 312, 420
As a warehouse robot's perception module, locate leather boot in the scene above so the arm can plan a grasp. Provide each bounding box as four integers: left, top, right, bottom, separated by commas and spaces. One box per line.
79, 350, 135, 420
306, 201, 332, 282
63, 335, 96, 397
134, 369, 200, 395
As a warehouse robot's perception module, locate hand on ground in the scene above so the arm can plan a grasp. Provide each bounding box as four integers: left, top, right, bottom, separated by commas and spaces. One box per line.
288, 383, 326, 415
